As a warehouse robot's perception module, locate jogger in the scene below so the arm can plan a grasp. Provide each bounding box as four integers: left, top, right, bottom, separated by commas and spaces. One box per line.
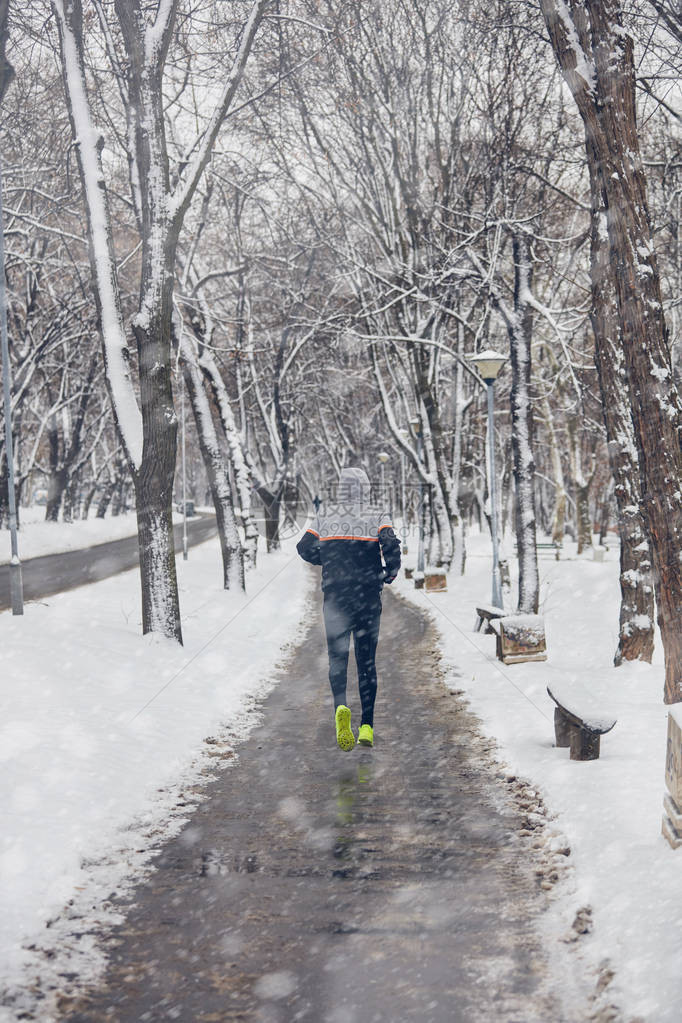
297, 467, 401, 750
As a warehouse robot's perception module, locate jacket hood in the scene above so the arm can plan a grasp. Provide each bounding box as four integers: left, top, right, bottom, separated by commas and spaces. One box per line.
337, 467, 371, 505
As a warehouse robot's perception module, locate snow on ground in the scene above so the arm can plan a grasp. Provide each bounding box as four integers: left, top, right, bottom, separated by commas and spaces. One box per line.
396, 530, 679, 1023
0, 536, 312, 1019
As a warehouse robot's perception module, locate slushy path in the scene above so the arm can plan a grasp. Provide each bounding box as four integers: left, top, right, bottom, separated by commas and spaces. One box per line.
62, 582, 585, 1022
0, 514, 217, 611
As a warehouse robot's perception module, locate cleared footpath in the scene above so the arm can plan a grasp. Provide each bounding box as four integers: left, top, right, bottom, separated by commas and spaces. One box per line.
59, 583, 588, 1022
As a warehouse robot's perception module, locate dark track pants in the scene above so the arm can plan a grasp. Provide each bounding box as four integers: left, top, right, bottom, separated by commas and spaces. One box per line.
322, 590, 382, 727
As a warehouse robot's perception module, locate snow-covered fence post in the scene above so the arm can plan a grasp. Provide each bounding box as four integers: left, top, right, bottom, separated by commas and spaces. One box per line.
539, 0, 682, 702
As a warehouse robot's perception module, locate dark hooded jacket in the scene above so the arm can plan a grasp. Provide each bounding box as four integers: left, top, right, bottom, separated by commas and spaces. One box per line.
296, 467, 401, 599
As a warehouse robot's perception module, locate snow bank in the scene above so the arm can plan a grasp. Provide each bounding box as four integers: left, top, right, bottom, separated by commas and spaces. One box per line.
396, 533, 680, 1022
0, 536, 311, 1012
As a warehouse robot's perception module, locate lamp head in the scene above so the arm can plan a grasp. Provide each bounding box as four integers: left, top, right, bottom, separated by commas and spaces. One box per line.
468, 348, 507, 383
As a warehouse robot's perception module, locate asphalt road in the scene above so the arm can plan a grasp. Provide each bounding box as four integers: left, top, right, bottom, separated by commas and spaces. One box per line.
0, 514, 218, 611
57, 584, 588, 1023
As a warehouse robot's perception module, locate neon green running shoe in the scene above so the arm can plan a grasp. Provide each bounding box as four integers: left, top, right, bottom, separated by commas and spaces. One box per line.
358, 724, 374, 747
335, 705, 355, 752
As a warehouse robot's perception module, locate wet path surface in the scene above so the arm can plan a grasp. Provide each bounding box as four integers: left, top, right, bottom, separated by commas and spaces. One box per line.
0, 515, 217, 611
62, 586, 579, 1023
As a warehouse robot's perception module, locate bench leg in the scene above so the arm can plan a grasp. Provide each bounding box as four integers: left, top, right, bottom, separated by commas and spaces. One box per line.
553, 708, 573, 748
569, 727, 601, 761
474, 615, 483, 632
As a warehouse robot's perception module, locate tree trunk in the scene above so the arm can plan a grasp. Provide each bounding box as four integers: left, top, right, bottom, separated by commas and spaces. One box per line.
575, 482, 592, 556
81, 483, 97, 520
589, 162, 655, 664
134, 486, 181, 641
508, 235, 540, 613
62, 475, 79, 523
182, 355, 244, 590
598, 485, 612, 547
451, 333, 469, 575
96, 479, 115, 519
45, 467, 68, 523
543, 397, 566, 547
133, 312, 182, 642
540, 1, 671, 682
199, 350, 259, 567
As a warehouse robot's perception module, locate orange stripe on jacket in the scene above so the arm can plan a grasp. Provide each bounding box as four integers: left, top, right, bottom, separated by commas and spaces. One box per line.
378, 523, 393, 532
306, 528, 320, 537
319, 535, 379, 542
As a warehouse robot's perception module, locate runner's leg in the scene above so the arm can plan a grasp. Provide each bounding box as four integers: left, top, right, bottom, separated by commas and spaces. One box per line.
353, 595, 382, 727
323, 592, 352, 709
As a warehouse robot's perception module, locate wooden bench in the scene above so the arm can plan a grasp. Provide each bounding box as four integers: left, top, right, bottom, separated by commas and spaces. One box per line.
547, 682, 617, 761
489, 614, 547, 664
515, 541, 562, 560
474, 604, 506, 633
425, 569, 447, 592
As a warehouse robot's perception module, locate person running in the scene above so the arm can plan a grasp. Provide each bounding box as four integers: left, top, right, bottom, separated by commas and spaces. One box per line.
296, 467, 401, 751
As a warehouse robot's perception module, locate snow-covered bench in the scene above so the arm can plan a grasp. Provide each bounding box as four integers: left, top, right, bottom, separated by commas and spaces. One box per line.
474, 604, 506, 633
547, 682, 617, 761
489, 614, 547, 665
514, 541, 562, 560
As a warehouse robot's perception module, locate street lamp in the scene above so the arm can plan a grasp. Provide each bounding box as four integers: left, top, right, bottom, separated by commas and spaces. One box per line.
0, 154, 23, 614
409, 416, 425, 575
469, 349, 507, 609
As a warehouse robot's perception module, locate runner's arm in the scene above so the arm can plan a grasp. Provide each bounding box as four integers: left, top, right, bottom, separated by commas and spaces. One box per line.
378, 522, 401, 583
297, 527, 321, 566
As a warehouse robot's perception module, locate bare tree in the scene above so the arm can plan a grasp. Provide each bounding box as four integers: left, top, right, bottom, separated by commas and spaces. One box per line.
539, 0, 682, 701
51, 0, 268, 641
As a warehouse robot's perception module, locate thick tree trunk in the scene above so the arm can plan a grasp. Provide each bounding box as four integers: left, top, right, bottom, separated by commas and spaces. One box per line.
541, 1, 673, 686
182, 356, 244, 590
133, 312, 182, 641
589, 166, 655, 664
134, 486, 180, 640
508, 235, 540, 613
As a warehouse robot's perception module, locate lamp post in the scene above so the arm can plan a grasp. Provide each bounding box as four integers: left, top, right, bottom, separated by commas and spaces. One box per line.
377, 451, 389, 507
397, 428, 408, 546
469, 349, 507, 609
0, 155, 23, 614
409, 416, 425, 574
181, 373, 188, 560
